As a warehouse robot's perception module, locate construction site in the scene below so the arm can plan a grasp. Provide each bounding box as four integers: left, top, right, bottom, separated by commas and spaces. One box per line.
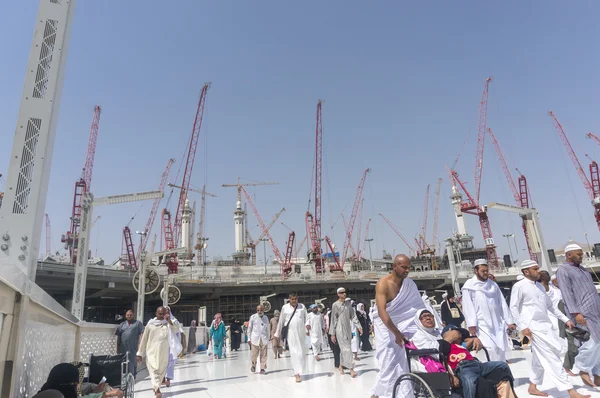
1, 74, 597, 326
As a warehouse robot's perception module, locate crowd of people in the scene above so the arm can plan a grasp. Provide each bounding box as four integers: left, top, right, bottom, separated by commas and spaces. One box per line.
33, 243, 600, 398
371, 243, 600, 398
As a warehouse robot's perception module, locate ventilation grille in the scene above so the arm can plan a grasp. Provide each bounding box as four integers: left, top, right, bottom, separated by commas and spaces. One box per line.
33, 19, 58, 99
13, 118, 42, 214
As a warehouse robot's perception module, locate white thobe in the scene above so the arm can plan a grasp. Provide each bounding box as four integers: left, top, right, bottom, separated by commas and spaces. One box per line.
509, 278, 572, 391
461, 276, 514, 362
371, 278, 426, 398
306, 312, 325, 356
137, 320, 179, 392
544, 284, 568, 352
276, 303, 307, 375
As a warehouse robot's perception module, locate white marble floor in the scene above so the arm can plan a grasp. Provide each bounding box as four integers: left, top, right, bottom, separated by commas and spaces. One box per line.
134, 345, 600, 397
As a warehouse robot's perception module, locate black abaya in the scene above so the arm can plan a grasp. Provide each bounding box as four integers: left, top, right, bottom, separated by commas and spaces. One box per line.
357, 312, 372, 351
230, 321, 242, 351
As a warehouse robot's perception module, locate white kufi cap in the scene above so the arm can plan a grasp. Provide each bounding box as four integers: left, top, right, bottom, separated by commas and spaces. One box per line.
520, 259, 538, 270
442, 293, 448, 299
565, 243, 582, 253
474, 259, 488, 267
337, 287, 345, 294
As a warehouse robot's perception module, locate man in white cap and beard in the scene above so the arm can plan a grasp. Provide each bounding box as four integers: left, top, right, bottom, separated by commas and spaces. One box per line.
557, 243, 600, 387
461, 258, 517, 362
510, 260, 588, 398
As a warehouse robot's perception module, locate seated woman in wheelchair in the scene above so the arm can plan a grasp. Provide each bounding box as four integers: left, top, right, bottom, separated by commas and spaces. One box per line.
410, 309, 516, 398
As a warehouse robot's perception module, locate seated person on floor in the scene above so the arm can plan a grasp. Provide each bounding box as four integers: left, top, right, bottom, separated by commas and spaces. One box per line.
33, 363, 123, 398
409, 309, 517, 398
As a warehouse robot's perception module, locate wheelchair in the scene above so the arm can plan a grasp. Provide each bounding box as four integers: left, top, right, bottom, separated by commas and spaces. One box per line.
74, 352, 135, 397
392, 345, 490, 398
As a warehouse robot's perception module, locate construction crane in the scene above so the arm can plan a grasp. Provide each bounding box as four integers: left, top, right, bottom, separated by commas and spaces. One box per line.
240, 186, 287, 273
450, 77, 500, 270
283, 232, 296, 272
62, 106, 101, 264
222, 178, 279, 203
164, 82, 210, 252
549, 111, 600, 230
195, 184, 217, 266
280, 221, 306, 258
137, 159, 175, 262
168, 183, 217, 198
487, 128, 536, 261
306, 100, 325, 273
379, 213, 417, 255
355, 199, 364, 260
341, 214, 357, 258
247, 207, 286, 264
587, 132, 600, 146
341, 168, 371, 268
45, 214, 51, 257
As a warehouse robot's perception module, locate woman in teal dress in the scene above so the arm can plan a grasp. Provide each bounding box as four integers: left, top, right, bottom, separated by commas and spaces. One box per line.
209, 313, 226, 359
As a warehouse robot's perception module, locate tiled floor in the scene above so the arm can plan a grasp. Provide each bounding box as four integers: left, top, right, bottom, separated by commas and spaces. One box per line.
134, 345, 600, 397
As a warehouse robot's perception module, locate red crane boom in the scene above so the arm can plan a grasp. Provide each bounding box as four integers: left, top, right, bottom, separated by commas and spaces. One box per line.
283, 232, 296, 273
63, 106, 101, 264
474, 77, 492, 204
240, 187, 286, 271
587, 132, 600, 147
379, 213, 416, 254
549, 111, 600, 230
314, 100, 323, 244
137, 158, 174, 261
341, 168, 371, 268
171, 83, 210, 248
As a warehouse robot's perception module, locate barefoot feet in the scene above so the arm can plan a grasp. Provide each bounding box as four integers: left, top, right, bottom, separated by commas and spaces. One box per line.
527, 383, 548, 397
579, 371, 597, 388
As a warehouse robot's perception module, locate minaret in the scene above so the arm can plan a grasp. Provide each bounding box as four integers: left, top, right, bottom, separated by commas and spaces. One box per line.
232, 197, 247, 264
450, 184, 474, 250
180, 199, 192, 251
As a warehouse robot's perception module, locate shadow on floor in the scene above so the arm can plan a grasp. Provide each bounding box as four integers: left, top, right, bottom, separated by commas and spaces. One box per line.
303, 372, 335, 381
161, 386, 208, 396
356, 368, 378, 376
264, 369, 291, 375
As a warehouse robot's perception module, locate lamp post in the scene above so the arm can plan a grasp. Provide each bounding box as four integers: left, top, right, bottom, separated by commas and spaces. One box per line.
365, 238, 374, 271
502, 234, 515, 262
261, 238, 268, 274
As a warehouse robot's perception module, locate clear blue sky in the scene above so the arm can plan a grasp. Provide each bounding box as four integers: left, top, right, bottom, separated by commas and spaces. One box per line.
2, 1, 600, 265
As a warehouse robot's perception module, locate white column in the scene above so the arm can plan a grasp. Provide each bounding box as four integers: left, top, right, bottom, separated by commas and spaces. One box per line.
0, 0, 76, 280
71, 193, 93, 319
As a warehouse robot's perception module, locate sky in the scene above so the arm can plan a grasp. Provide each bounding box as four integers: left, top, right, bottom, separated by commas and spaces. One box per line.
2, 1, 600, 266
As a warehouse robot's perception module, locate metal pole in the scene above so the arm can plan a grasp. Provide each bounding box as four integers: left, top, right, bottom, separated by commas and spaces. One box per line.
502, 234, 514, 262
512, 235, 519, 257
366, 238, 374, 271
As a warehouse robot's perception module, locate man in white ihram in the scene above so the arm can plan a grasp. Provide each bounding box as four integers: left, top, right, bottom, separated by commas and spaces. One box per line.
509, 259, 588, 398
370, 254, 425, 398
275, 292, 308, 383
461, 258, 516, 363
306, 304, 325, 361
248, 305, 270, 374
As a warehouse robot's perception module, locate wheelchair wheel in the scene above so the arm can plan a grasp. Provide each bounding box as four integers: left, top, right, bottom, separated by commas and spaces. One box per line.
124, 373, 135, 397
393, 373, 436, 398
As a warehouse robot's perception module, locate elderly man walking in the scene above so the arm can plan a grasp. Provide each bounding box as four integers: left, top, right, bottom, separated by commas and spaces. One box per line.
557, 243, 600, 387
116, 309, 144, 377
248, 305, 270, 374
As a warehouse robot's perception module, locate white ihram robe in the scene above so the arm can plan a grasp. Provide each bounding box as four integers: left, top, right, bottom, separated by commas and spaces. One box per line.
306, 311, 325, 356
371, 278, 426, 398
461, 276, 514, 362
509, 279, 573, 391
136, 319, 180, 392
545, 284, 567, 352
276, 303, 307, 375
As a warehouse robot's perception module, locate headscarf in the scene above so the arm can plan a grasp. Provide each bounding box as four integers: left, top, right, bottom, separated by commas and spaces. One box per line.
411, 309, 442, 350
274, 310, 280, 317
38, 363, 79, 398
356, 303, 366, 315
214, 313, 223, 327
191, 320, 197, 328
